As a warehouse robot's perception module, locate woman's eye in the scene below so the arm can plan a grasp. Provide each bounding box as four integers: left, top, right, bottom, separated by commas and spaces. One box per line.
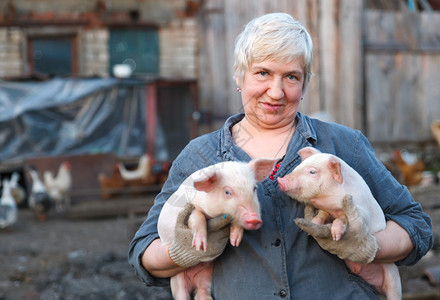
309, 170, 316, 175
287, 74, 297, 81
258, 71, 268, 76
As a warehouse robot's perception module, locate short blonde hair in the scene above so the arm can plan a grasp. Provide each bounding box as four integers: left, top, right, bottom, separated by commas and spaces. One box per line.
234, 13, 314, 91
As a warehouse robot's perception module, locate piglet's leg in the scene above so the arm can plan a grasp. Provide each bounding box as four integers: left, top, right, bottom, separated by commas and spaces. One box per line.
381, 263, 402, 300
229, 224, 244, 247
344, 260, 401, 299
188, 208, 208, 251
345, 261, 384, 291
193, 262, 215, 300
311, 210, 332, 225
171, 262, 214, 300
331, 215, 348, 241
170, 272, 192, 300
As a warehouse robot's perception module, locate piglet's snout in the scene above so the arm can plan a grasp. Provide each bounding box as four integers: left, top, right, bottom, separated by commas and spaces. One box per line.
243, 213, 262, 230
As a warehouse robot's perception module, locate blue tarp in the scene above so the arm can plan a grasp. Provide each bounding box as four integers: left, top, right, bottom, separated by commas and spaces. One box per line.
0, 78, 166, 164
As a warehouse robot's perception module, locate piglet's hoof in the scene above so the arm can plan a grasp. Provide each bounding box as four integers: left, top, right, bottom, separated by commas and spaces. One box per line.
295, 218, 332, 239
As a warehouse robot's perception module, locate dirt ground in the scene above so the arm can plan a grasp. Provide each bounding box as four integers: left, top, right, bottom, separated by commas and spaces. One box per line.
1, 185, 440, 300
0, 207, 172, 300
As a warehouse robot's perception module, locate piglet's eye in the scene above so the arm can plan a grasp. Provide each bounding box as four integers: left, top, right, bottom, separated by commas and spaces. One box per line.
225, 190, 232, 196
253, 186, 257, 192
310, 170, 317, 175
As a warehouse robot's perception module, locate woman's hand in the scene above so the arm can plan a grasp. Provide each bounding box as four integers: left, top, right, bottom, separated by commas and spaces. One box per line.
295, 195, 379, 264
168, 203, 232, 268
141, 203, 232, 278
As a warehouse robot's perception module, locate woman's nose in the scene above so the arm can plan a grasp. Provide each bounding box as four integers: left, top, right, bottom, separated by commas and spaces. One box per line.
267, 79, 284, 100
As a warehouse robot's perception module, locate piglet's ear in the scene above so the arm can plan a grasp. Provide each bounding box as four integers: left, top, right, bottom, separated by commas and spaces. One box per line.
193, 171, 220, 192
249, 158, 278, 181
328, 156, 343, 184
298, 147, 320, 161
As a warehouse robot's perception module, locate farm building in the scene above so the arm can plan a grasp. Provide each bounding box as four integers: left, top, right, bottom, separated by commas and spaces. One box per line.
0, 2, 440, 299
0, 0, 439, 210
1, 0, 440, 153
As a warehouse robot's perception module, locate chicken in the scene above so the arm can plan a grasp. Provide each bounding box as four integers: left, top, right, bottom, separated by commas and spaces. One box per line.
9, 172, 26, 206
29, 167, 52, 221
118, 154, 151, 181
99, 159, 159, 198
0, 178, 18, 229
98, 164, 126, 199
392, 149, 425, 186
44, 161, 72, 211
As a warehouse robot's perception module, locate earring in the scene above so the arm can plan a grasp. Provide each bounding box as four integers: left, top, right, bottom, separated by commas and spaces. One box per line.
237, 87, 242, 93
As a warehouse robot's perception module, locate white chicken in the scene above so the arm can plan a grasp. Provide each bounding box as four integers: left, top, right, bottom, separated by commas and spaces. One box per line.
118, 154, 151, 181
44, 161, 72, 211
29, 168, 52, 221
0, 178, 18, 229
9, 172, 26, 206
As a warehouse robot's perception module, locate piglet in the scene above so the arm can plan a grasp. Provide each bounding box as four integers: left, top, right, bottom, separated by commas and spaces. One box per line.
158, 158, 277, 300
277, 147, 401, 300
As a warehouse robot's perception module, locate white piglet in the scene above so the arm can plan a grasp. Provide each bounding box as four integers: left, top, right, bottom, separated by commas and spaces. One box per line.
277, 147, 401, 300
158, 158, 277, 300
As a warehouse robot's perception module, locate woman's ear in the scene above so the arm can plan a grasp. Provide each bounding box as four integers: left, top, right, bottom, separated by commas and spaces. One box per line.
235, 75, 240, 89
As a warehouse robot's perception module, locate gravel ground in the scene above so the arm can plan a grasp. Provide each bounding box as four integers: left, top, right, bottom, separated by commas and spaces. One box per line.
1, 185, 440, 300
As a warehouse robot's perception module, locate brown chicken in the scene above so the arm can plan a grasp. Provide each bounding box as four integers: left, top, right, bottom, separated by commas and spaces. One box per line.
98, 164, 127, 199
391, 149, 425, 186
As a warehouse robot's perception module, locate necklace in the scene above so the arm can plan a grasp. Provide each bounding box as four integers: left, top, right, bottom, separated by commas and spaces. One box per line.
234, 119, 296, 158
273, 121, 295, 158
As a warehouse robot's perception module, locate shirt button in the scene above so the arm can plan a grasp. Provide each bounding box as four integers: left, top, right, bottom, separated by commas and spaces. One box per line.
279, 290, 287, 298
274, 239, 281, 247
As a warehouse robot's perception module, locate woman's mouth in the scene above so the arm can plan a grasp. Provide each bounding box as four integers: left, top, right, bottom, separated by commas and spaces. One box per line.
261, 102, 283, 113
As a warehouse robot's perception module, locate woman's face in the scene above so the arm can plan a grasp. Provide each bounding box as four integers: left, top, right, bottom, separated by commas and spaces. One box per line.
239, 58, 304, 129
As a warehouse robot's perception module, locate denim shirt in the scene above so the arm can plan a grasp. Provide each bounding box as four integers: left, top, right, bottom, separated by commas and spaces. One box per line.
129, 112, 432, 299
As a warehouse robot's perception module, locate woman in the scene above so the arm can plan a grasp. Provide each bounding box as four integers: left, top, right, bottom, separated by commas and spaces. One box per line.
129, 13, 432, 299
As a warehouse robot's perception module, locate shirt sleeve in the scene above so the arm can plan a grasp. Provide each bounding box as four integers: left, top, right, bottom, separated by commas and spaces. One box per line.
350, 130, 433, 266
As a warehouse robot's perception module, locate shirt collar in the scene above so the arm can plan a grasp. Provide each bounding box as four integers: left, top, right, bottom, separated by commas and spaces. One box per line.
295, 111, 317, 144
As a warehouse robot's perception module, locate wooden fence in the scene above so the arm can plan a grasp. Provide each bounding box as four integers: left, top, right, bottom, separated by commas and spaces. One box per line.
197, 0, 440, 145
364, 10, 440, 144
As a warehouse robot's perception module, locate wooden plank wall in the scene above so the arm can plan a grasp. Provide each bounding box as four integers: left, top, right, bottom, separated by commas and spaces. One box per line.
364, 10, 440, 144
197, 1, 440, 145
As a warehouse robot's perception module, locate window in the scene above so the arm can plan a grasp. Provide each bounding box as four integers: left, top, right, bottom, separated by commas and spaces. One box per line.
109, 28, 159, 76
28, 35, 77, 76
